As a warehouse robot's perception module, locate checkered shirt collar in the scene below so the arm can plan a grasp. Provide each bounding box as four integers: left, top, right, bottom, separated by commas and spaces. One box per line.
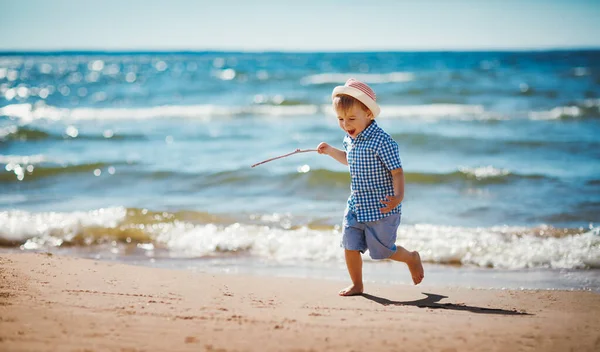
353, 120, 378, 141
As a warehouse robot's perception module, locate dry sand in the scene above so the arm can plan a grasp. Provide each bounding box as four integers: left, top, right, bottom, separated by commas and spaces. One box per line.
1, 253, 599, 352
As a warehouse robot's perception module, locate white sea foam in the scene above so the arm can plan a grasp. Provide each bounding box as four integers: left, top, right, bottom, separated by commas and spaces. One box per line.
154, 222, 600, 269
459, 166, 510, 180
1, 102, 503, 121
0, 154, 46, 165
530, 106, 583, 120
1, 208, 598, 269
529, 99, 600, 120
301, 72, 415, 85
399, 224, 600, 270
154, 222, 343, 262
0, 207, 127, 245
0, 103, 319, 122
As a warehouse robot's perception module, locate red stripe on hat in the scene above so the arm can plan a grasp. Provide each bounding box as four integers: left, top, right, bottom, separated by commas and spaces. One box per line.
346, 79, 376, 101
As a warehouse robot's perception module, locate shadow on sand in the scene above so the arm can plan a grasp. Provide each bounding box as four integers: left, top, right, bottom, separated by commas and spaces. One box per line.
361, 292, 531, 316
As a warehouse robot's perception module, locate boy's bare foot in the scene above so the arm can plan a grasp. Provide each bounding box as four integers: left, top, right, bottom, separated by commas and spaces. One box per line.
338, 284, 363, 296
407, 251, 424, 285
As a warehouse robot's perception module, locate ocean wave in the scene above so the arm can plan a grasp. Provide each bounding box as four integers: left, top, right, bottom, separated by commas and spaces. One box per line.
0, 103, 320, 122
410, 167, 545, 184
0, 157, 547, 186
2, 101, 595, 124
0, 207, 235, 247
0, 207, 130, 246
300, 72, 415, 85
0, 125, 49, 141
0, 154, 46, 165
391, 132, 600, 155
0, 125, 146, 142
147, 167, 540, 188
380, 104, 489, 119
1, 103, 499, 121
0, 160, 120, 182
290, 167, 544, 186
398, 224, 599, 269
1, 207, 598, 269
529, 99, 600, 120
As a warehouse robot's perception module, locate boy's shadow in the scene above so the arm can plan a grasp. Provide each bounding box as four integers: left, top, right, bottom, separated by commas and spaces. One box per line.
361, 292, 531, 316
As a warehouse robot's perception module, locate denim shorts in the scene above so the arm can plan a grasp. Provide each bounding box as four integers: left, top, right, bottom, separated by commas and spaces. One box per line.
341, 208, 401, 259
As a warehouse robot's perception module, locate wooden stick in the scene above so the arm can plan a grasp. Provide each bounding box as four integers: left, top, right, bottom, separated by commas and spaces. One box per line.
251, 148, 317, 168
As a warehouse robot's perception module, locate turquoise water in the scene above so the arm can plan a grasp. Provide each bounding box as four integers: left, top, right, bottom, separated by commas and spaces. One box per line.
1, 51, 599, 290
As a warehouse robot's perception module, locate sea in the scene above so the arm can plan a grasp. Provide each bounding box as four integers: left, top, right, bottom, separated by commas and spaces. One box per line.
1, 50, 599, 291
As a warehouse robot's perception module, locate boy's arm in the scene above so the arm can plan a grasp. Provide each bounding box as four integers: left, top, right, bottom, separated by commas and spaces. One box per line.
380, 168, 404, 213
317, 142, 348, 166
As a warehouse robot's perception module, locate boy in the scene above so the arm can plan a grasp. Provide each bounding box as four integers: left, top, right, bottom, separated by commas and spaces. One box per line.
317, 78, 424, 296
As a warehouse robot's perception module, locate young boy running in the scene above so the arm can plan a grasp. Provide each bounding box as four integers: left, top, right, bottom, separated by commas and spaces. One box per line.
317, 78, 424, 296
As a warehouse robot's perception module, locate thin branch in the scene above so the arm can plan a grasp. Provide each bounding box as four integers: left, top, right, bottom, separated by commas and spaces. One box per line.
251, 148, 317, 168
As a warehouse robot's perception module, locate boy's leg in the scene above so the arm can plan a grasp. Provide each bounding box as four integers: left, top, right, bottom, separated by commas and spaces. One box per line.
389, 246, 424, 285
339, 249, 363, 296
363, 214, 424, 285
339, 209, 366, 296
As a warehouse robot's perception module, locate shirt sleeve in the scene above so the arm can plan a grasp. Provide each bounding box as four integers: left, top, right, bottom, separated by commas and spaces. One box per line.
377, 137, 402, 171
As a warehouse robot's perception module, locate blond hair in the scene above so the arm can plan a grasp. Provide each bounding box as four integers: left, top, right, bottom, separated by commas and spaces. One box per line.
333, 94, 370, 116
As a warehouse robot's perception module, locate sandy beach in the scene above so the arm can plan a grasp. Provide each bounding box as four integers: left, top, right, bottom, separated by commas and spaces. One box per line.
0, 253, 598, 351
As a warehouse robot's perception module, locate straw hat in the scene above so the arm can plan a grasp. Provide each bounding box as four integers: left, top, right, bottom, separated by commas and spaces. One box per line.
332, 78, 380, 118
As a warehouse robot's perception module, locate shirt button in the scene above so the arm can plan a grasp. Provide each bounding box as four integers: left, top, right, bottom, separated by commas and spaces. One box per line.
355, 204, 360, 207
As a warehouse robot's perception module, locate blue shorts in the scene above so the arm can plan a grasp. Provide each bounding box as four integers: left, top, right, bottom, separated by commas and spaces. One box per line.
341, 208, 401, 260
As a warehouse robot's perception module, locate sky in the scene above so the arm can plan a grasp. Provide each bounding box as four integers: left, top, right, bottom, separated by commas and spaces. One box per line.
0, 0, 599, 51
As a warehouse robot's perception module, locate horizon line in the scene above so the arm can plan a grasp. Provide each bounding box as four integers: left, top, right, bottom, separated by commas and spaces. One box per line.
1, 46, 600, 55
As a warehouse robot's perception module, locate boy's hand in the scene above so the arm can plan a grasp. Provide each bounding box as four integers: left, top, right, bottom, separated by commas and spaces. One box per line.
317, 142, 331, 155
380, 195, 402, 214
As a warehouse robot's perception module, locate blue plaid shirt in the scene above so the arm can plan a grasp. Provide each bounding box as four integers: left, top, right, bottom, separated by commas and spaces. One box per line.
342, 121, 402, 222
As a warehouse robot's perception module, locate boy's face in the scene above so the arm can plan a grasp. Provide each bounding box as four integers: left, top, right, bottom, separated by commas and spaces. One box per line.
335, 104, 373, 138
